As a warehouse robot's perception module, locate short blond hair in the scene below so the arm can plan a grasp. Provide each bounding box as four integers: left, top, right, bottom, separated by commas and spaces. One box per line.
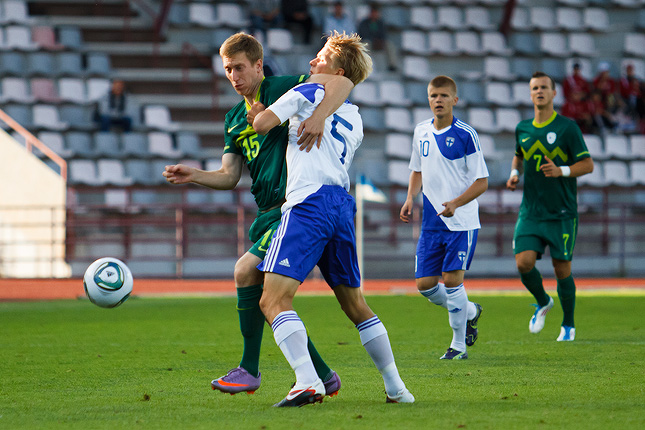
427, 75, 458, 96
219, 32, 263, 64
324, 31, 372, 85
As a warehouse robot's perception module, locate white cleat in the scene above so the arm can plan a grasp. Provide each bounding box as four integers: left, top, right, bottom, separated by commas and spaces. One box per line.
557, 326, 576, 341
386, 387, 415, 403
529, 296, 554, 334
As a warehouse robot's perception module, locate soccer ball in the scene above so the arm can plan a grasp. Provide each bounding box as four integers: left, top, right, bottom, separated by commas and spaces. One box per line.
83, 257, 133, 308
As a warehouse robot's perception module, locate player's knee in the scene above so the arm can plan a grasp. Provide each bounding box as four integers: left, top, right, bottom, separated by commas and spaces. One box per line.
234, 259, 261, 287
516, 259, 535, 274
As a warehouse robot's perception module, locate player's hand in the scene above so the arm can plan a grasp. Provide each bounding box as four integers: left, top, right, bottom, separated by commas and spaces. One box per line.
297, 111, 325, 152
506, 175, 519, 191
247, 102, 266, 125
438, 201, 457, 218
540, 156, 562, 177
163, 164, 194, 184
400, 200, 414, 223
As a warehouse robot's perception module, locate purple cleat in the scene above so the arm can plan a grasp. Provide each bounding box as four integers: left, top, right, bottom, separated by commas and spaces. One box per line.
323, 370, 341, 397
211, 367, 261, 395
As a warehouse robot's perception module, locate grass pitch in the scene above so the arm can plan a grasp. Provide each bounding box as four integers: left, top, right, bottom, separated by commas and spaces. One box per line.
1, 293, 643, 429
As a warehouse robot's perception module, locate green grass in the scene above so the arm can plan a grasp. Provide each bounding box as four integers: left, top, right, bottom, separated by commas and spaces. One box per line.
1, 294, 643, 429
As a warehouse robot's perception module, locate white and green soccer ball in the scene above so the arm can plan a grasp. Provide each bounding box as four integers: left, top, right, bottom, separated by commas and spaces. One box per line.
83, 257, 133, 308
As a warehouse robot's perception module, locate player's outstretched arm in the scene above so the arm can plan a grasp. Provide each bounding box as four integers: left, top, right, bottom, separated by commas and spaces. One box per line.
163, 153, 243, 190
298, 75, 354, 152
400, 171, 422, 223
439, 177, 488, 218
253, 104, 281, 136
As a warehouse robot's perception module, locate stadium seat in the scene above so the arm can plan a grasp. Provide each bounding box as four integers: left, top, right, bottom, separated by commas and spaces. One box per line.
86, 78, 111, 102
428, 32, 456, 56
3, 104, 32, 128
33, 105, 68, 131
215, 3, 248, 28
385, 133, 412, 160
511, 81, 532, 107
148, 131, 182, 157
582, 134, 608, 160
630, 161, 645, 185
512, 33, 540, 56
144, 105, 180, 132
58, 26, 82, 49
125, 159, 156, 185
381, 5, 408, 29
496, 108, 522, 133
602, 161, 631, 186
360, 107, 385, 132
351, 81, 382, 106
465, 7, 494, 31
379, 81, 411, 107
437, 6, 464, 30
556, 8, 583, 31
553, 83, 565, 107
37, 131, 72, 158
121, 132, 149, 158
401, 56, 431, 81
511, 57, 536, 80
26, 52, 55, 76
401, 30, 429, 55
2, 0, 31, 24
483, 57, 515, 81
266, 29, 293, 53
32, 25, 63, 50
511, 7, 532, 31
5, 25, 38, 50
565, 58, 593, 80
409, 7, 434, 30
540, 33, 570, 57
69, 159, 101, 185
455, 32, 483, 56
387, 160, 411, 186
486, 82, 515, 107
59, 105, 94, 131
93, 132, 121, 157
540, 58, 566, 82
629, 135, 645, 160
0, 52, 25, 75
1, 77, 33, 103
624, 33, 645, 57
481, 32, 513, 56
569, 33, 596, 57
31, 78, 59, 103
477, 134, 504, 160
97, 159, 133, 186
583, 8, 609, 31
86, 52, 112, 76
58, 78, 87, 104
459, 81, 486, 106
604, 135, 630, 159
468, 108, 498, 134
56, 52, 83, 76
176, 131, 203, 157
578, 160, 604, 186
385, 107, 413, 133
530, 7, 557, 30
167, 2, 189, 26
188, 2, 217, 27
65, 131, 93, 157
412, 107, 432, 126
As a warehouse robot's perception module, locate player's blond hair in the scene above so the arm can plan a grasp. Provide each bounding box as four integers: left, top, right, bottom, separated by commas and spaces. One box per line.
428, 75, 458, 96
219, 32, 263, 64
324, 31, 372, 85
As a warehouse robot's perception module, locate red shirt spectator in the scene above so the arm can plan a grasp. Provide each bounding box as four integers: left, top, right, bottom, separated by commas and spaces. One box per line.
563, 63, 590, 101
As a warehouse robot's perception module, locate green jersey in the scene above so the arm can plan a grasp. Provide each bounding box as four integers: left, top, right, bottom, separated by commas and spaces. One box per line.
515, 112, 590, 221
224, 75, 308, 211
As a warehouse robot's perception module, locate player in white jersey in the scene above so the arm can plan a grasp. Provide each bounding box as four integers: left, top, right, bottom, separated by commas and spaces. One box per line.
400, 76, 489, 360
252, 31, 414, 407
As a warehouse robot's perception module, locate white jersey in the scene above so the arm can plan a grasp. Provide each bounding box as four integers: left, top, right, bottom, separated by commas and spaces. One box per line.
267, 82, 363, 211
409, 117, 489, 231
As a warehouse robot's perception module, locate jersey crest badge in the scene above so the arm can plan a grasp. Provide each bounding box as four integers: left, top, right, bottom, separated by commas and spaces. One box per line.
458, 251, 466, 262
446, 137, 455, 147
547, 132, 557, 144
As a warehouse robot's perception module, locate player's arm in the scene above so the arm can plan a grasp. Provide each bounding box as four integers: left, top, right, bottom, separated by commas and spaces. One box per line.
400, 170, 422, 223
439, 177, 489, 218
298, 74, 354, 151
163, 152, 243, 190
540, 156, 594, 178
506, 154, 524, 191
252, 103, 281, 136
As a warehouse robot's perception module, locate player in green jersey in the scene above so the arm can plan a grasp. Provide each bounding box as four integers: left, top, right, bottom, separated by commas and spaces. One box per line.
506, 72, 594, 342
163, 32, 354, 394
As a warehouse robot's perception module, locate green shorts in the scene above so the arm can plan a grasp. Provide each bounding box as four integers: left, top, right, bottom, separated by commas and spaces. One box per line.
247, 207, 282, 260
512, 216, 578, 261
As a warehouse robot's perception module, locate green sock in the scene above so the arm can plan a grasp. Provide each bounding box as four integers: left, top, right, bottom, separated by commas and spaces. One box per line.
557, 275, 576, 327
307, 336, 333, 382
236, 285, 265, 378
521, 267, 551, 307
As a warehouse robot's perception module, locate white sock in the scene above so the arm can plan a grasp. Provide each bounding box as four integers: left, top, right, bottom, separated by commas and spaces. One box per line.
446, 284, 468, 352
357, 315, 405, 396
271, 311, 318, 386
419, 282, 447, 308
467, 301, 477, 320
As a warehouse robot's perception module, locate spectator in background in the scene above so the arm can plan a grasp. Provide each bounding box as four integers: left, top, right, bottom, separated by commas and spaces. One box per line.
592, 62, 618, 113
563, 62, 590, 102
619, 63, 644, 127
249, 0, 283, 40
323, 1, 355, 40
588, 90, 617, 134
357, 3, 397, 72
95, 79, 135, 132
281, 0, 313, 45
561, 90, 592, 134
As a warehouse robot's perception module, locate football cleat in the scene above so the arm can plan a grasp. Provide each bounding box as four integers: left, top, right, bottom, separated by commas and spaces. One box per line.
386, 388, 415, 403
529, 296, 554, 334
466, 303, 483, 347
323, 370, 341, 397
273, 379, 325, 407
557, 325, 576, 341
440, 348, 468, 360
211, 367, 261, 394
